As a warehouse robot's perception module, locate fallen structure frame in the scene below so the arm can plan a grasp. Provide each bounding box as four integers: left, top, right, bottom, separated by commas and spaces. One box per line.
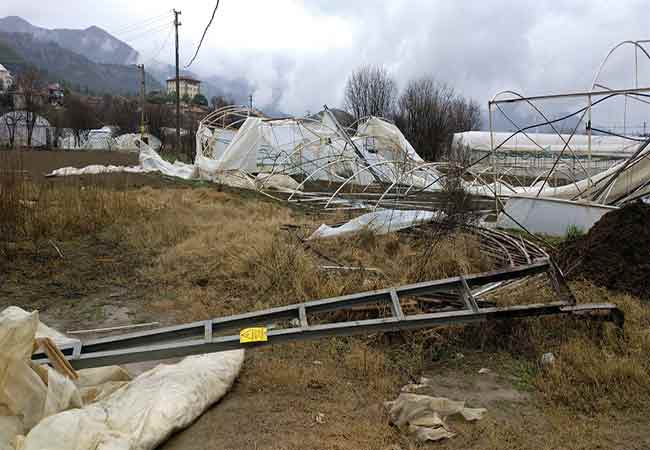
33, 260, 622, 369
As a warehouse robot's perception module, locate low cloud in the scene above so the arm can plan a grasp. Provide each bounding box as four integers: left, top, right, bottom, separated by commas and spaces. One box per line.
3, 0, 650, 121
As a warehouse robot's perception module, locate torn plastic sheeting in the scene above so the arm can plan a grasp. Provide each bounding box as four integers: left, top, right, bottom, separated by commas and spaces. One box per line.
21, 351, 245, 450
254, 172, 302, 191
138, 144, 197, 180
0, 307, 86, 447
0, 307, 245, 450
114, 134, 162, 152
0, 306, 80, 350
46, 142, 263, 194
385, 393, 487, 442
308, 209, 439, 240
47, 165, 154, 177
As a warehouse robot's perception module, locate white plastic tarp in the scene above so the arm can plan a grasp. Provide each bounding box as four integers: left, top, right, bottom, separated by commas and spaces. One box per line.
496, 196, 617, 236
47, 145, 195, 180
385, 393, 486, 442
47, 165, 153, 176
115, 134, 161, 152
84, 127, 117, 151
308, 209, 439, 240
357, 117, 424, 163
196, 115, 444, 188
21, 351, 244, 450
202, 117, 263, 172
0, 306, 244, 450
47, 141, 262, 192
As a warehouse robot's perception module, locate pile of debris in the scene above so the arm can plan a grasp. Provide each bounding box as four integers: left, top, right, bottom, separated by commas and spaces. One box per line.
560, 201, 650, 300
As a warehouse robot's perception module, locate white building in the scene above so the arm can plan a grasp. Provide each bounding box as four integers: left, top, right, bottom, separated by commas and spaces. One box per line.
166, 76, 201, 99
0, 64, 13, 92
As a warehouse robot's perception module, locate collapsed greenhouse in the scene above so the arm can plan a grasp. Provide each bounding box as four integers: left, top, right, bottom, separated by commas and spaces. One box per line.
48, 40, 650, 236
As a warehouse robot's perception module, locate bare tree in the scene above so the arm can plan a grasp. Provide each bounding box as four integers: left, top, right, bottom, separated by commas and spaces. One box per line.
15, 70, 44, 148
63, 94, 98, 147
2, 111, 22, 149
396, 77, 481, 161
449, 97, 481, 139
344, 65, 397, 120
100, 95, 138, 132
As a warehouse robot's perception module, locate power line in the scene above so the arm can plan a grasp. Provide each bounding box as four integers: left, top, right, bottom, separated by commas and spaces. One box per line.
116, 20, 172, 39
109, 12, 171, 36
185, 1, 220, 68
148, 27, 174, 61
117, 21, 173, 43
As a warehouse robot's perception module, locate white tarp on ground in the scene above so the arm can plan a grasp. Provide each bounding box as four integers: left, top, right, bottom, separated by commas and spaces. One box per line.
48, 165, 154, 176
47, 144, 194, 180
0, 306, 244, 450
47, 142, 291, 192
385, 393, 487, 442
308, 209, 439, 240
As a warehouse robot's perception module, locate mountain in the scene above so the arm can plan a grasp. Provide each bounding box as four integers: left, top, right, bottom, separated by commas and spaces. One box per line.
0, 16, 263, 108
0, 16, 139, 65
0, 32, 161, 95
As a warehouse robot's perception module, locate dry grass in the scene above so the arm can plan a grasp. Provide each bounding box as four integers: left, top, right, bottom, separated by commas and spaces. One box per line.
0, 151, 147, 257
98, 182, 650, 423
3, 153, 649, 448
535, 283, 650, 414
453, 278, 650, 415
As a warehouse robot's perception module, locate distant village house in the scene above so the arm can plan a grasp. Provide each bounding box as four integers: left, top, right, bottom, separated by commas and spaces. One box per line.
166, 76, 201, 100
47, 83, 65, 106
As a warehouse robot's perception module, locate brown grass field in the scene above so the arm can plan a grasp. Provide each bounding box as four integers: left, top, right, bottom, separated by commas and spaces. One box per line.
1, 149, 649, 449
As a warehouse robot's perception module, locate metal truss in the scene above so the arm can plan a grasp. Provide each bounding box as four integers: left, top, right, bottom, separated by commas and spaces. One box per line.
33, 260, 622, 370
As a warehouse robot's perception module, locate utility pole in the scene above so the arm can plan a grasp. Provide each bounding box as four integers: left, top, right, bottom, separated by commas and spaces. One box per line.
249, 93, 253, 112
137, 64, 146, 141
174, 9, 182, 154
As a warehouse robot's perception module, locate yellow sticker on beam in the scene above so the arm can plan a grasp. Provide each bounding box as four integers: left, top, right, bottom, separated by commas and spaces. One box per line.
239, 327, 268, 343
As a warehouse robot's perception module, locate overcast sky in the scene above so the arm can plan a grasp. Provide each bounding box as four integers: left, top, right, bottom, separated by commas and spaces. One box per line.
2, 0, 650, 122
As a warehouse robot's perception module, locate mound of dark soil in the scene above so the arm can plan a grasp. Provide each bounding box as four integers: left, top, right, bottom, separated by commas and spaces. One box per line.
559, 201, 650, 300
